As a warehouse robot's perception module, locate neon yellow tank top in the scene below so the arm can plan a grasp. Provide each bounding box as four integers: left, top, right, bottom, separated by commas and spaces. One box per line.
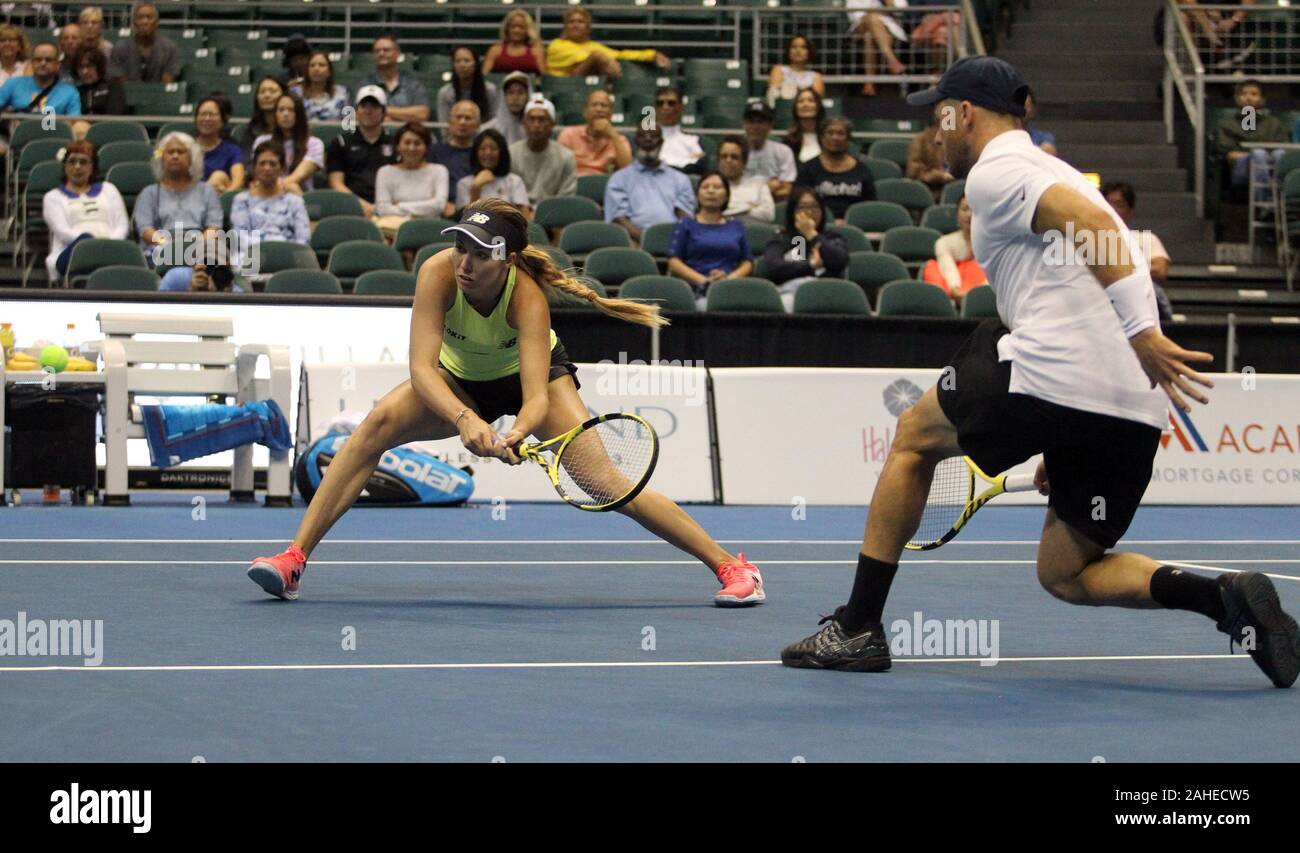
439, 264, 558, 381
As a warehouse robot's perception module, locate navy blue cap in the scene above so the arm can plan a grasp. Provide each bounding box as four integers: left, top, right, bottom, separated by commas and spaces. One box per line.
441, 206, 527, 257
906, 56, 1029, 118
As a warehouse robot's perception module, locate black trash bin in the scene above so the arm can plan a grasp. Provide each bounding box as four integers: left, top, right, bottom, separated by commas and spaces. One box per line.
4, 384, 99, 501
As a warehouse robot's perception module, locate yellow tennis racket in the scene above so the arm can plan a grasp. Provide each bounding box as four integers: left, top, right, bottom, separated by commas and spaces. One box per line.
514, 413, 659, 512
906, 456, 1038, 550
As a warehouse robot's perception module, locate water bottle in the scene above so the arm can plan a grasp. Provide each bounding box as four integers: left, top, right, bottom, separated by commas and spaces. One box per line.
63, 323, 79, 359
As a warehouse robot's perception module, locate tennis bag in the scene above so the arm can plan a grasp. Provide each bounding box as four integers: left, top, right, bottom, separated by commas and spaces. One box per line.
295, 432, 474, 505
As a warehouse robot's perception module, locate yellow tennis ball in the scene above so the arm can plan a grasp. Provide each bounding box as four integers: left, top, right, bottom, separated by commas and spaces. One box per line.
39, 344, 68, 373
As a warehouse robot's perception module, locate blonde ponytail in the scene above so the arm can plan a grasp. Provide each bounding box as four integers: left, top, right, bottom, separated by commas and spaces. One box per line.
518, 244, 668, 329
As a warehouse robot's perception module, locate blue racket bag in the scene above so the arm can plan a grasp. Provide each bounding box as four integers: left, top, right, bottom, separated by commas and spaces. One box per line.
295, 432, 474, 505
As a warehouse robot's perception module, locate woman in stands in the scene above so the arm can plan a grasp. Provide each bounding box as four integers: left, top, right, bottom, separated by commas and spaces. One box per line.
229, 141, 310, 273
134, 132, 223, 291
795, 117, 876, 223
454, 128, 530, 216
291, 50, 348, 122
0, 24, 31, 87
922, 194, 987, 309
75, 47, 123, 116
783, 88, 825, 164
249, 198, 766, 608
42, 139, 128, 283
437, 46, 499, 126
253, 92, 325, 194
482, 9, 547, 76
717, 135, 775, 224
762, 185, 848, 312
374, 121, 451, 227
767, 34, 824, 104
240, 75, 286, 157
667, 171, 754, 309
194, 95, 245, 193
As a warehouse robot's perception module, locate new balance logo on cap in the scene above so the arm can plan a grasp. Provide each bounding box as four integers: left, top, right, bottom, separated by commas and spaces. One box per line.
467, 213, 490, 224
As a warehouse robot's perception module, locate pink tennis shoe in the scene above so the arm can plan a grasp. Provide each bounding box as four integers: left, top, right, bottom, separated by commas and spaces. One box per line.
248, 544, 307, 601
715, 553, 765, 607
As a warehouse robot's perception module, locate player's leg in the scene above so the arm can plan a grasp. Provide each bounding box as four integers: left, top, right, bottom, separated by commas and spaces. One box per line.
536, 374, 764, 606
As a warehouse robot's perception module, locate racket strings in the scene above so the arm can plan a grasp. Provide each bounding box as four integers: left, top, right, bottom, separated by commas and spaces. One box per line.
556, 420, 656, 509
911, 456, 972, 547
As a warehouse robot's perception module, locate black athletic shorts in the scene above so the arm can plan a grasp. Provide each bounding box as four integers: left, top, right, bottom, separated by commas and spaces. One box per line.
936, 320, 1162, 550
441, 338, 580, 424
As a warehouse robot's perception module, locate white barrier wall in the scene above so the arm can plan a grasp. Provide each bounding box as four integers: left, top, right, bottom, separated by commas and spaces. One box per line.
711, 368, 1300, 505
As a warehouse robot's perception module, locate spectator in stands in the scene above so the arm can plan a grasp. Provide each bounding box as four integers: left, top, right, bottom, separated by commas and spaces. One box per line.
783, 88, 825, 164
483, 70, 530, 147
911, 2, 957, 72
239, 76, 285, 158
1179, 0, 1254, 70
194, 95, 244, 193
546, 6, 669, 78
921, 195, 987, 309
717, 136, 774, 224
374, 122, 450, 228
1021, 87, 1057, 156
906, 118, 953, 202
667, 172, 752, 307
557, 88, 632, 176
56, 21, 80, 83
762, 186, 848, 311
253, 92, 325, 195
430, 99, 481, 188
606, 125, 694, 244
767, 34, 824, 104
456, 128, 530, 215
78, 6, 112, 64
230, 141, 311, 271
291, 51, 348, 122
278, 34, 311, 89
741, 100, 796, 202
0, 24, 31, 88
1217, 79, 1288, 203
326, 85, 396, 219
509, 95, 577, 207
108, 2, 179, 84
0, 40, 80, 115
848, 0, 908, 97
361, 34, 429, 123
796, 117, 875, 222
483, 9, 547, 76
654, 86, 705, 173
75, 46, 125, 116
42, 139, 128, 282
437, 45, 499, 126
1102, 181, 1175, 322
133, 131, 223, 290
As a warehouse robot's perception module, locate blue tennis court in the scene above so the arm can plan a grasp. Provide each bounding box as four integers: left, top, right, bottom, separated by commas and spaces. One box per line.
1, 499, 1296, 762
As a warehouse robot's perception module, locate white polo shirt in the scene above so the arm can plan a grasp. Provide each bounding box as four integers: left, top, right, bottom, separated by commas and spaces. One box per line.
965, 130, 1166, 430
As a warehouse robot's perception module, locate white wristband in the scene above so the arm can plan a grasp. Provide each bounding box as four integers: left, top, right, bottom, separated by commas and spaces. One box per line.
1106, 270, 1159, 338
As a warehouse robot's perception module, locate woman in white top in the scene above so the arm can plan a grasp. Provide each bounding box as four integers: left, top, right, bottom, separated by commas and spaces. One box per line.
0, 24, 31, 88
929, 195, 987, 307
43, 139, 128, 282
252, 93, 325, 195
783, 88, 825, 164
290, 51, 349, 122
374, 122, 451, 224
455, 128, 531, 217
847, 0, 909, 96
717, 135, 774, 224
767, 34, 825, 105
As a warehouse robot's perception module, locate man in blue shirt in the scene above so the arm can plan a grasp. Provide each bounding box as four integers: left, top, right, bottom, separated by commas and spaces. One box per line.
0, 41, 82, 116
605, 126, 695, 244
361, 34, 429, 124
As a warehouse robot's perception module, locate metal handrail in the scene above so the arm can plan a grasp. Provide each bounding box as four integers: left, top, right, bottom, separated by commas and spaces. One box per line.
1163, 0, 1206, 218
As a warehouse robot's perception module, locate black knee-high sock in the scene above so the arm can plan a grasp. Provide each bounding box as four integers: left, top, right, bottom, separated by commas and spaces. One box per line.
840, 554, 898, 632
1150, 565, 1226, 622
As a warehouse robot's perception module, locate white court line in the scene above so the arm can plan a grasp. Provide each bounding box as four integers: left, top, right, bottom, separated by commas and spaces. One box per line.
0, 538, 1297, 546
0, 653, 1252, 674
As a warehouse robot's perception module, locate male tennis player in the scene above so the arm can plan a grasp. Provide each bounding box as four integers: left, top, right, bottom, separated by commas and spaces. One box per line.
782, 57, 1299, 687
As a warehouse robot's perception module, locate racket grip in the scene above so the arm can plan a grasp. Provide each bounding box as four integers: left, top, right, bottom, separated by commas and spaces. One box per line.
1003, 472, 1039, 493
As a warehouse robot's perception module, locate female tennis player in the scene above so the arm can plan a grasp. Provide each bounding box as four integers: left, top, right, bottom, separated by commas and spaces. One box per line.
249, 198, 764, 606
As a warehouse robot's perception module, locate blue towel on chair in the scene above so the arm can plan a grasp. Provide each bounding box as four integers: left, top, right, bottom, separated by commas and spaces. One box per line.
140, 400, 292, 469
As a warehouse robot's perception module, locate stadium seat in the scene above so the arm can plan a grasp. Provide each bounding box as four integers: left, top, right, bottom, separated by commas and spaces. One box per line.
66, 239, 148, 287
547, 276, 607, 308
303, 189, 364, 220
541, 245, 576, 271
327, 241, 405, 291
876, 280, 957, 317
576, 174, 609, 207
744, 223, 779, 251
875, 178, 935, 218
826, 224, 873, 254
867, 139, 911, 169
104, 162, 155, 208
86, 266, 160, 291
620, 275, 697, 312
961, 285, 999, 318
354, 270, 418, 296
265, 270, 343, 294
9, 120, 70, 157
311, 216, 384, 266
846, 251, 910, 306
846, 201, 912, 236
864, 157, 903, 182
640, 222, 676, 258
155, 121, 195, 142
921, 204, 959, 235
793, 278, 871, 315
19, 162, 64, 262
414, 242, 454, 272
582, 247, 658, 288
941, 179, 966, 206
85, 122, 150, 147
535, 196, 603, 230
882, 226, 942, 263
559, 221, 631, 260
97, 141, 155, 172
252, 241, 320, 275
394, 218, 456, 254
527, 221, 550, 246
15, 138, 66, 182
705, 277, 784, 313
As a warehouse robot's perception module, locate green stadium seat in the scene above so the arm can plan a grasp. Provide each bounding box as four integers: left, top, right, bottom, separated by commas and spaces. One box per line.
846, 251, 909, 306
582, 247, 658, 288
9, 119, 71, 153
705, 277, 784, 313
876, 280, 956, 317
941, 179, 966, 205
527, 221, 550, 245
86, 266, 161, 291
961, 285, 999, 318
104, 162, 155, 208
311, 216, 384, 266
66, 239, 148, 287
535, 196, 603, 230
327, 240, 406, 291
745, 223, 779, 251
354, 270, 418, 296
265, 270, 343, 294
864, 157, 903, 182
414, 243, 454, 272
874, 178, 935, 217
546, 275, 607, 308
251, 241, 320, 275
846, 201, 912, 236
882, 226, 942, 262
793, 278, 871, 315
97, 141, 155, 173
576, 174, 609, 207
394, 218, 456, 254
868, 139, 912, 169
826, 224, 873, 254
921, 204, 959, 235
15, 138, 66, 182
620, 275, 697, 311
86, 122, 150, 147
639, 222, 676, 258
303, 190, 365, 221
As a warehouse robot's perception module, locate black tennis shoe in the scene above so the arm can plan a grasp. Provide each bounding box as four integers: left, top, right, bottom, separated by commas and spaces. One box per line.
1216, 571, 1300, 688
781, 607, 892, 672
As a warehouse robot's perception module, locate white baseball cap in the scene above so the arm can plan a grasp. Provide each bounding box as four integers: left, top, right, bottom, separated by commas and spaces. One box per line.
355, 85, 387, 107
523, 94, 556, 122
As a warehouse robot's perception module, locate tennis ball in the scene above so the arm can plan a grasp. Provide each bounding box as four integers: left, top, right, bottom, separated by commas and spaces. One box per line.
39, 344, 68, 373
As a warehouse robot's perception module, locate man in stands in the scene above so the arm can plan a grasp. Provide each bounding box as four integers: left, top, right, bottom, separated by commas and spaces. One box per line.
429, 99, 481, 188
741, 100, 796, 202
606, 125, 694, 244
361, 34, 429, 123
1217, 79, 1288, 206
557, 89, 632, 176
1103, 180, 1174, 323
108, 2, 180, 83
325, 86, 397, 219
0, 40, 80, 116
510, 95, 578, 207
654, 86, 705, 174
